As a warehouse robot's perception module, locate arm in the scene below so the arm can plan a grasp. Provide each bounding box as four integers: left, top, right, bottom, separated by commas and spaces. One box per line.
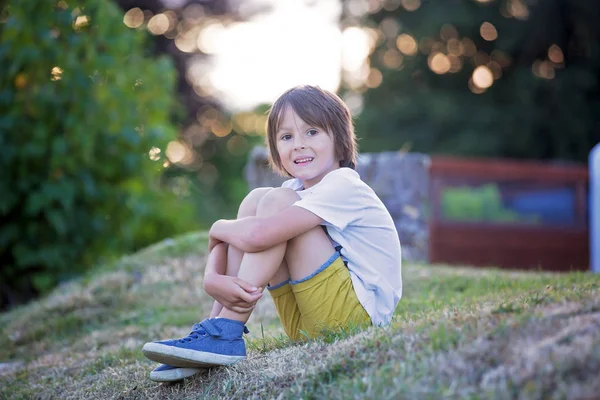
209, 205, 323, 253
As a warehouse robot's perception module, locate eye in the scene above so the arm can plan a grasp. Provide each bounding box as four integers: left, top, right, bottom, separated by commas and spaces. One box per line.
280, 133, 292, 141
307, 129, 318, 136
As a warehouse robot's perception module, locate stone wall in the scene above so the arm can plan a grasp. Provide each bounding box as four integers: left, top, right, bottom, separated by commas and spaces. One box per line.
244, 146, 430, 262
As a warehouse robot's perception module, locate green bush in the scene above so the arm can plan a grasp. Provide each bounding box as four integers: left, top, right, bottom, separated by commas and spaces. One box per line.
442, 184, 540, 224
0, 0, 194, 307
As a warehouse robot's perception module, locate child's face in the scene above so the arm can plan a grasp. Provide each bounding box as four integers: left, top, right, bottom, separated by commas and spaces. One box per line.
275, 107, 339, 189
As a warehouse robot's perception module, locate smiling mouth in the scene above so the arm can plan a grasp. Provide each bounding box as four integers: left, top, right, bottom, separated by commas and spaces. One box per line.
294, 157, 314, 164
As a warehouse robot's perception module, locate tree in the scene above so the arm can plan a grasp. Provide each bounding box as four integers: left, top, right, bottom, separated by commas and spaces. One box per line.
0, 0, 193, 308
113, 0, 267, 223
342, 0, 600, 163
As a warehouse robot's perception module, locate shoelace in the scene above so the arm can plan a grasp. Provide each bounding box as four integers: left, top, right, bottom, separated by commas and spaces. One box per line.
178, 321, 216, 343
179, 327, 206, 343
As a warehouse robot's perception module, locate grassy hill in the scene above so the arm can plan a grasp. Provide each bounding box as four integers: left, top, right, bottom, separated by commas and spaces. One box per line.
1, 232, 599, 399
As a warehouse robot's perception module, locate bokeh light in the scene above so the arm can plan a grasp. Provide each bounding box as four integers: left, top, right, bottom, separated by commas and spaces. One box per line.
472, 65, 494, 89
211, 119, 233, 137
480, 22, 498, 41
428, 53, 451, 74
468, 78, 485, 94
183, 3, 205, 20
532, 60, 555, 79
366, 68, 383, 88
51, 66, 63, 81
197, 163, 218, 185
346, 0, 369, 17
148, 147, 161, 161
382, 0, 401, 12
401, 0, 421, 12
343, 92, 364, 115
183, 124, 208, 147
440, 24, 458, 41
460, 38, 477, 57
123, 8, 144, 28
147, 13, 170, 36
397, 34, 418, 56
548, 44, 564, 64
447, 38, 462, 56
166, 141, 191, 164
74, 15, 89, 30
489, 61, 502, 80
380, 18, 400, 39
382, 49, 404, 69
226, 135, 248, 156
175, 26, 200, 53
448, 55, 462, 73
197, 21, 225, 54
504, 0, 529, 20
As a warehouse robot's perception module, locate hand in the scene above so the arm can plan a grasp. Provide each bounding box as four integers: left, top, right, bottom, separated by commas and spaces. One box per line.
203, 274, 263, 314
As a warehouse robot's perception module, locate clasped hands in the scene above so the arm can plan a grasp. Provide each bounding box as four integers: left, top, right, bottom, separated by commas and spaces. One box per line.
203, 272, 263, 314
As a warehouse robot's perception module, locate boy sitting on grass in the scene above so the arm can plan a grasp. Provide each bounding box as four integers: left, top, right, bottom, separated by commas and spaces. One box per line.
142, 85, 402, 382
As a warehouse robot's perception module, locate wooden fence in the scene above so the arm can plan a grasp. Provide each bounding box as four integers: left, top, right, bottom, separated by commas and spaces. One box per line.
429, 157, 589, 271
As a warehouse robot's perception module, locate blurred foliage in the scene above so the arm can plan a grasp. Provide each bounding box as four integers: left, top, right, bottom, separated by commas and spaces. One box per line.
114, 1, 264, 225
162, 131, 265, 222
346, 0, 600, 163
0, 0, 197, 308
442, 184, 540, 223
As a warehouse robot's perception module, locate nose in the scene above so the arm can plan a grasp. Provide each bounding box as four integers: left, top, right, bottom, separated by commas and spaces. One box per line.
293, 134, 305, 149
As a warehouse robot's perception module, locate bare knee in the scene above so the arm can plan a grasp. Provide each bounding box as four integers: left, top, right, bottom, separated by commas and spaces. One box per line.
256, 187, 300, 216
237, 187, 273, 218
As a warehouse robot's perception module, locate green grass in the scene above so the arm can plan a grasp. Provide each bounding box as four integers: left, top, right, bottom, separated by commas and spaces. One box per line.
1, 231, 599, 399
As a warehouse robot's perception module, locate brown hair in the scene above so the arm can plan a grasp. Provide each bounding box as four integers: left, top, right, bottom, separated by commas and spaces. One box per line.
266, 85, 358, 177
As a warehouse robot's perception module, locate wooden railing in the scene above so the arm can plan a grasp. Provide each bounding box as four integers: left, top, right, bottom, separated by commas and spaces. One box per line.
429, 157, 589, 271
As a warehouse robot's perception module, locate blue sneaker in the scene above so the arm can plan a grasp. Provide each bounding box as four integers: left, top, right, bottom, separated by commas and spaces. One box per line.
149, 364, 203, 382
142, 318, 249, 368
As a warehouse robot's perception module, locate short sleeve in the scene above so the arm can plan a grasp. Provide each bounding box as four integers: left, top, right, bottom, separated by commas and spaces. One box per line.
292, 171, 365, 230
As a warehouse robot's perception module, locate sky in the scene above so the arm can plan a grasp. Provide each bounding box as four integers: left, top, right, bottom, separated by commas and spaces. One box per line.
193, 0, 346, 111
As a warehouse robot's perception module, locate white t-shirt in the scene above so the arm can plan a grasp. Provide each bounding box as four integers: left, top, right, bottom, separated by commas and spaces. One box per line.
281, 168, 402, 326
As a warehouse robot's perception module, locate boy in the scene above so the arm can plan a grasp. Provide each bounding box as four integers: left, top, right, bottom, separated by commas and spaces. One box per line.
142, 85, 402, 382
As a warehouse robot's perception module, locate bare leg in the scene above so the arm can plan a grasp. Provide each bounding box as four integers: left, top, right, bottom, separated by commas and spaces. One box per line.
225, 187, 273, 276
208, 187, 273, 318
218, 188, 336, 323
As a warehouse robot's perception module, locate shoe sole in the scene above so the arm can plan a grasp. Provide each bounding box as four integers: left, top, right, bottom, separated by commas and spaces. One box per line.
142, 342, 246, 368
149, 366, 204, 382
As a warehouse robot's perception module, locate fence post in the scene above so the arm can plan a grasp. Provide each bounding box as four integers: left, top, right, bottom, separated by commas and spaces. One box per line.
592, 143, 600, 273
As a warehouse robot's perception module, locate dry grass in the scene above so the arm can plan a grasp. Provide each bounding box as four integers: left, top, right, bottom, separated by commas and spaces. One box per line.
1, 231, 599, 399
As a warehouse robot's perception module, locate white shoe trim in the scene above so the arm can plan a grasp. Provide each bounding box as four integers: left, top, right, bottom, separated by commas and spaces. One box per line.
149, 366, 203, 382
142, 342, 246, 368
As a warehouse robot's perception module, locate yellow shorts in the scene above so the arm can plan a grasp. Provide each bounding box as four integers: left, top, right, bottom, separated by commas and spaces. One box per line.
268, 253, 371, 341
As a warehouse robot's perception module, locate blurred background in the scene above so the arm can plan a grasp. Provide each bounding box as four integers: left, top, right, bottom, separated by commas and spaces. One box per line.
1, 0, 599, 308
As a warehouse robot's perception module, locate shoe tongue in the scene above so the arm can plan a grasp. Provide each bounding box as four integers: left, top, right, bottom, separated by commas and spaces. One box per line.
189, 319, 223, 337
